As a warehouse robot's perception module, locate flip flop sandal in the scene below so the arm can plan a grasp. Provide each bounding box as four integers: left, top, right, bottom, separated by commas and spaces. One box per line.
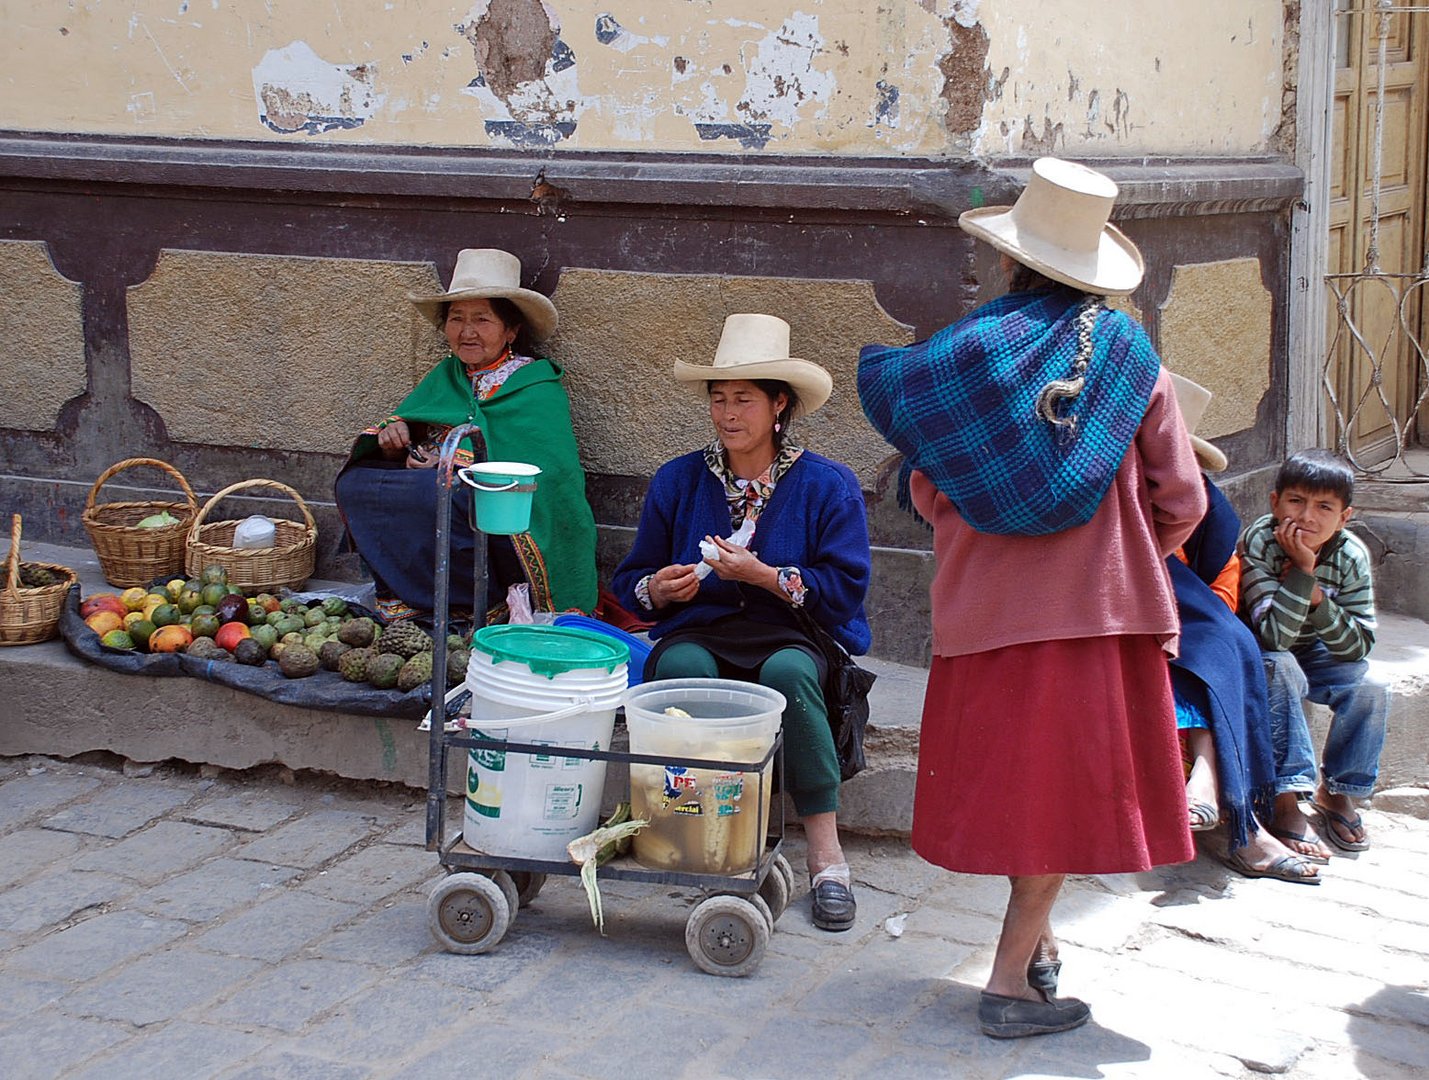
1187, 801, 1220, 832
1267, 826, 1332, 864
1224, 849, 1322, 885
1311, 801, 1371, 852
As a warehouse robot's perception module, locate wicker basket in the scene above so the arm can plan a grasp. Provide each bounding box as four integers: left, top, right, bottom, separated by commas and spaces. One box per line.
82, 457, 199, 587
185, 478, 317, 593
1, 514, 78, 646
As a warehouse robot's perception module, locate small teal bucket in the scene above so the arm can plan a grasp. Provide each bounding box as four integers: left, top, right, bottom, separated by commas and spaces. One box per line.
458, 462, 541, 535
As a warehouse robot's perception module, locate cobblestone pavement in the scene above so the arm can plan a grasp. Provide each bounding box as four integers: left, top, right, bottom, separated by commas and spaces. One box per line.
1, 754, 1426, 1080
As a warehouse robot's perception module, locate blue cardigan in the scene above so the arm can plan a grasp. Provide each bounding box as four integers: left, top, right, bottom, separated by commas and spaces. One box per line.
612, 450, 872, 655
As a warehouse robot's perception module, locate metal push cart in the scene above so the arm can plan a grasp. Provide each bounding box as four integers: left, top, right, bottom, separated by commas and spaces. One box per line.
420, 425, 794, 976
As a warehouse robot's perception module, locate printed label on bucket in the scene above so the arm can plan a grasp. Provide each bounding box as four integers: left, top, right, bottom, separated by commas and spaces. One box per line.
466, 764, 503, 819
471, 728, 507, 772
543, 783, 583, 820
713, 773, 744, 816
528, 739, 602, 770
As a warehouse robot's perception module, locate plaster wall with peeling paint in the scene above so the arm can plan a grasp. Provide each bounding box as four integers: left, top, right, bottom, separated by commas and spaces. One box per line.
0, 1, 1285, 156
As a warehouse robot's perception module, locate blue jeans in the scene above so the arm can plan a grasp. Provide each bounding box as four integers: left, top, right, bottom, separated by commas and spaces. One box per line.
1263, 642, 1390, 798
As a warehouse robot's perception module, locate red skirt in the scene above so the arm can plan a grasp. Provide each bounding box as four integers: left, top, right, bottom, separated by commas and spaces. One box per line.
911, 635, 1194, 876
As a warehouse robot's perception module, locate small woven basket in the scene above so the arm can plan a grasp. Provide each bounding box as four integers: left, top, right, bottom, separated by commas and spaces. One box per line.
82, 457, 199, 587
0, 514, 78, 646
185, 478, 317, 593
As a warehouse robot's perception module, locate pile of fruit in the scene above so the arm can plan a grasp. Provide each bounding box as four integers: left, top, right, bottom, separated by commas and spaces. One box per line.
80, 564, 469, 689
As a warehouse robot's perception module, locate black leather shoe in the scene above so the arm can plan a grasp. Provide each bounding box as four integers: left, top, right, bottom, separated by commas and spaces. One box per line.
810, 879, 856, 931
978, 990, 1090, 1039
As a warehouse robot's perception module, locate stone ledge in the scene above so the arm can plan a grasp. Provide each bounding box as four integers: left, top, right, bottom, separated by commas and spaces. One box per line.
6, 540, 1425, 835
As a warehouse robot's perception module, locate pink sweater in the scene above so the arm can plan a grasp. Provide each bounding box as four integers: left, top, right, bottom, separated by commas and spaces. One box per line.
911, 368, 1207, 658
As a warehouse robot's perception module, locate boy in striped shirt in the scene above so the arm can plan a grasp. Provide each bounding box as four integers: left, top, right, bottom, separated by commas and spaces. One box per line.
1239, 449, 1389, 858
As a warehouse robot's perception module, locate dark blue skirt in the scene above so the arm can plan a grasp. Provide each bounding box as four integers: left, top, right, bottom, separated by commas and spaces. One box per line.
334, 460, 522, 615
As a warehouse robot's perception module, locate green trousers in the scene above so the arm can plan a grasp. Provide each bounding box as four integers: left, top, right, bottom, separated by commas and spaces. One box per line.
653, 642, 840, 817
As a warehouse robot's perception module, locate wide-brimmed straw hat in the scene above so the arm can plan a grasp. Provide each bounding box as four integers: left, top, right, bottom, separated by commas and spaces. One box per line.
672, 314, 834, 418
1168, 371, 1228, 473
958, 157, 1145, 296
409, 248, 558, 340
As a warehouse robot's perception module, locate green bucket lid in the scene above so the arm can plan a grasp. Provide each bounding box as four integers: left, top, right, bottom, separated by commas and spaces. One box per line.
471, 624, 630, 679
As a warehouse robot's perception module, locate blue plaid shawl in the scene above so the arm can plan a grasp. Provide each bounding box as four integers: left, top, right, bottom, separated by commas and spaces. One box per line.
857, 287, 1161, 536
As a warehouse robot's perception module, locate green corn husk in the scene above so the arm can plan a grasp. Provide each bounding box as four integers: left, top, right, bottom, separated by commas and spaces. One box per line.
566, 803, 647, 934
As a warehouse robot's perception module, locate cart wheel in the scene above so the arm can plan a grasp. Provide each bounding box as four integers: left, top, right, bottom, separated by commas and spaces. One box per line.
757, 862, 790, 923
428, 872, 511, 955
479, 869, 521, 925
685, 895, 770, 977
509, 871, 547, 908
773, 853, 796, 899
747, 892, 776, 935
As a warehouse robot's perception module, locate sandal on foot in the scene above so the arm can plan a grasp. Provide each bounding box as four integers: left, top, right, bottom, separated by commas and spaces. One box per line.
1027, 959, 1062, 995
1187, 800, 1220, 832
1224, 849, 1321, 885
1267, 826, 1332, 864
979, 991, 1090, 1039
1311, 800, 1370, 852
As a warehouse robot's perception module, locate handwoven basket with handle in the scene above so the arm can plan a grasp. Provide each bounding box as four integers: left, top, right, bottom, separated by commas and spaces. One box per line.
0, 513, 78, 646
185, 479, 317, 593
81, 457, 199, 587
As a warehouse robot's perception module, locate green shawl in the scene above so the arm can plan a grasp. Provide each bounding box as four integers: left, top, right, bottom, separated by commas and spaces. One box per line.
351, 354, 598, 614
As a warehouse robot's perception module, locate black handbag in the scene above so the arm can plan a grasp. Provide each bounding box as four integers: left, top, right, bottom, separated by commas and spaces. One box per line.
796, 610, 877, 781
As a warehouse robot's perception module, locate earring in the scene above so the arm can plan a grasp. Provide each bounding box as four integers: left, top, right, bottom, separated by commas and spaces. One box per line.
774, 422, 782, 433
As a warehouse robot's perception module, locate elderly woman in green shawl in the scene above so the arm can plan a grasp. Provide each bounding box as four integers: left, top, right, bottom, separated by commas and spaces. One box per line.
336, 248, 598, 622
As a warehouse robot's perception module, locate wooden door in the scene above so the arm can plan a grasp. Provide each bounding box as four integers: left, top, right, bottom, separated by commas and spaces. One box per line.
1325, 0, 1428, 464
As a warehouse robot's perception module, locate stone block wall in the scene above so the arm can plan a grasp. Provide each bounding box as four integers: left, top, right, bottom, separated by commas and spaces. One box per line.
0, 139, 1300, 664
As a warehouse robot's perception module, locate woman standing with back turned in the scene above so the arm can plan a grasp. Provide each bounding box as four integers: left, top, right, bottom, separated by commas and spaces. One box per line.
858, 158, 1206, 1038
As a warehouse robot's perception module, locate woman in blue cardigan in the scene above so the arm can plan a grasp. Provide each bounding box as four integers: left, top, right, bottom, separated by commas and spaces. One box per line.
612, 313, 872, 932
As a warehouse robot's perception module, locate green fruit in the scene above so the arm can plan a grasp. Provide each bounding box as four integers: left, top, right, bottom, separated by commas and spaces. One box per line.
246, 602, 267, 626
303, 606, 327, 628
136, 510, 180, 529
281, 631, 305, 647
367, 653, 405, 690
177, 588, 203, 614
274, 615, 306, 637
397, 651, 435, 693
200, 564, 228, 586
128, 619, 157, 649
249, 624, 278, 650
190, 614, 221, 639
192, 604, 216, 617
302, 631, 328, 652
377, 622, 433, 660
338, 646, 375, 682
150, 604, 182, 628
266, 610, 287, 627
321, 596, 349, 617
447, 648, 470, 688
200, 582, 229, 608
100, 629, 136, 650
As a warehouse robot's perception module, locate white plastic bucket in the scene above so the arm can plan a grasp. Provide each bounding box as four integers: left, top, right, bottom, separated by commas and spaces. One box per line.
462, 626, 629, 860
623, 678, 785, 875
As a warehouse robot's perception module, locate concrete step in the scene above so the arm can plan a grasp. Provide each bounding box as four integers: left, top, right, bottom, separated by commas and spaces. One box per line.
4, 541, 1425, 834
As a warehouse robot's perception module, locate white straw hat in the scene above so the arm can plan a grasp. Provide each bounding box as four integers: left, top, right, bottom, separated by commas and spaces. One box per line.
1168, 371, 1228, 473
958, 157, 1145, 296
409, 248, 558, 340
672, 313, 834, 417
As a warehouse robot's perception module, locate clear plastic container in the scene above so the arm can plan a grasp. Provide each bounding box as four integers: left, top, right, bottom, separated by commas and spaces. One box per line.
623, 678, 784, 875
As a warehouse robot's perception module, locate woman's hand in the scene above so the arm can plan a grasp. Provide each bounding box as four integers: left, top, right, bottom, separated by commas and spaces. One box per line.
377, 420, 411, 459
405, 446, 438, 469
648, 563, 700, 608
703, 535, 778, 592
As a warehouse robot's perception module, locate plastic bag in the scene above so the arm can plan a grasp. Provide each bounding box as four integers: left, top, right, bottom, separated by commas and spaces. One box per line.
232, 515, 277, 549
